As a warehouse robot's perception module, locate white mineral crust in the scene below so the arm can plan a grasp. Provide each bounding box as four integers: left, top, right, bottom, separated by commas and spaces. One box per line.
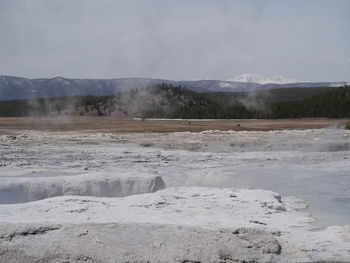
0, 187, 349, 262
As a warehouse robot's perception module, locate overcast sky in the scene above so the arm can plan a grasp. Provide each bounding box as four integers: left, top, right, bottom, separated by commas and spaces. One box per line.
0, 0, 349, 81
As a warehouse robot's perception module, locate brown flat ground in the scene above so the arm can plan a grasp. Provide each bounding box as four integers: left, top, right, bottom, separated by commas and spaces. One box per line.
0, 117, 347, 135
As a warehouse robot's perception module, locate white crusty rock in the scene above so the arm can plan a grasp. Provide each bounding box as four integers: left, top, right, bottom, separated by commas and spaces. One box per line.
0, 223, 283, 263
0, 187, 349, 262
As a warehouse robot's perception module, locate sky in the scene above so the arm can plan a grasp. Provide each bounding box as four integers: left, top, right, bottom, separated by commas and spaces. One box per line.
0, 0, 349, 82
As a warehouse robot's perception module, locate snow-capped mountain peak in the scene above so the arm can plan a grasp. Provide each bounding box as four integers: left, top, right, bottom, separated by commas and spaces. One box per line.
228, 73, 299, 84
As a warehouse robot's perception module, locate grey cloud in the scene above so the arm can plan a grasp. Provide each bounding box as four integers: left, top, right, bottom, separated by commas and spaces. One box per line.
0, 0, 349, 82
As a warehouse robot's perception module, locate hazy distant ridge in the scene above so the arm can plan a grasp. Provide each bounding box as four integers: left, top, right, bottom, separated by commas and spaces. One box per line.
0, 75, 348, 101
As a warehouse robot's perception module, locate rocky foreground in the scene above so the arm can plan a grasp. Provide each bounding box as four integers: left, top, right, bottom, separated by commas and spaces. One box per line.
0, 187, 349, 262
0, 129, 349, 262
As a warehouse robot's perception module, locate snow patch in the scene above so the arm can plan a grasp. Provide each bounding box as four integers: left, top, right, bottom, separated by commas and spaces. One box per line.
228, 73, 300, 84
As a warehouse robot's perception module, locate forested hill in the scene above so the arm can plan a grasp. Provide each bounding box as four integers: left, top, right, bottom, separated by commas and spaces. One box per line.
0, 84, 211, 118
0, 84, 349, 119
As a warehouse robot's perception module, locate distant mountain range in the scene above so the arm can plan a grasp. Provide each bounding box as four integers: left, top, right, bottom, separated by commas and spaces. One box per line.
0, 75, 349, 101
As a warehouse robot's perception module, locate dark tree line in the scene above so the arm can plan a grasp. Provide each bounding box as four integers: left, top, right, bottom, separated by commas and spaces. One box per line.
0, 96, 113, 117
0, 84, 349, 119
265, 85, 350, 118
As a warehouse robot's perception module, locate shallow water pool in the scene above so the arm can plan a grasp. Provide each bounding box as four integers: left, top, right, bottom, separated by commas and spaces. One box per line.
185, 168, 350, 227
